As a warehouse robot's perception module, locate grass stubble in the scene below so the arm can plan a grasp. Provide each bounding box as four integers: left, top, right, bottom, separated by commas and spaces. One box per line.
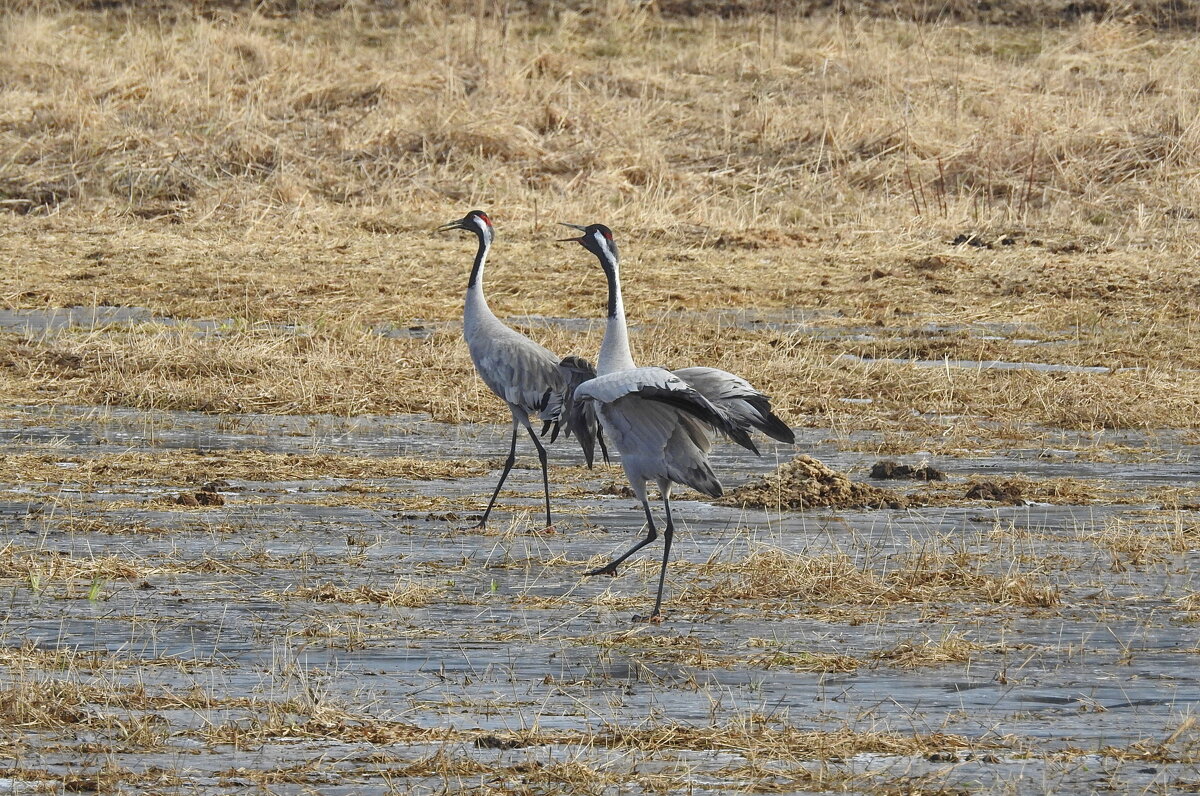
3, 1, 1200, 793
1, 1, 1200, 430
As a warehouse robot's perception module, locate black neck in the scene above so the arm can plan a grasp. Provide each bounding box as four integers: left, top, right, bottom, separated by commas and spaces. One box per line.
597, 250, 619, 319
467, 233, 488, 288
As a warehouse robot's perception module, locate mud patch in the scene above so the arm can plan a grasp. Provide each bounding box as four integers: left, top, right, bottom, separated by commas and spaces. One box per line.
172, 490, 225, 507
964, 480, 1026, 504
0, 179, 76, 215
870, 460, 947, 481
718, 455, 905, 510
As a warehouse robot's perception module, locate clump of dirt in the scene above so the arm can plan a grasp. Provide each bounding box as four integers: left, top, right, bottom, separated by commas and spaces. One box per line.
908, 254, 960, 271
600, 481, 636, 498
964, 481, 1024, 505
951, 232, 990, 248
475, 734, 529, 750
870, 460, 947, 481
709, 228, 814, 249
718, 455, 905, 510
0, 179, 77, 215
173, 491, 225, 507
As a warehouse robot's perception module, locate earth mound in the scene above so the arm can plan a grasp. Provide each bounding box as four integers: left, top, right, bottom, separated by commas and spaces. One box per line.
718, 455, 905, 510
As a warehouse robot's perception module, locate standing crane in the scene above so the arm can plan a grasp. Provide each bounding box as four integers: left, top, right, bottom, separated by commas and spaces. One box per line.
559, 222, 794, 620
437, 210, 603, 531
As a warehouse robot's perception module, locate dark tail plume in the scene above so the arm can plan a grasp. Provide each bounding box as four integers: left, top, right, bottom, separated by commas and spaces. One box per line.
557, 355, 609, 468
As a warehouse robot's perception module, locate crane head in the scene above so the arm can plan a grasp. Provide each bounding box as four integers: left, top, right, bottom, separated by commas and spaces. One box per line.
558, 222, 618, 263
437, 210, 494, 240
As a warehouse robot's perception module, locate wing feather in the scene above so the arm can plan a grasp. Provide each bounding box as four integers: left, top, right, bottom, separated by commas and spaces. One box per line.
672, 365, 795, 444
471, 331, 563, 416
576, 367, 755, 452
548, 355, 609, 467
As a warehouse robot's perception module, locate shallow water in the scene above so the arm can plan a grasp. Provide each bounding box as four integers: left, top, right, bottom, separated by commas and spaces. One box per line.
837, 352, 1122, 374
2, 405, 1199, 792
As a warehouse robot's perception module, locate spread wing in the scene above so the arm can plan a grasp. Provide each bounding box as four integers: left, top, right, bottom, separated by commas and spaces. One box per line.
599, 391, 723, 497
575, 367, 757, 453
672, 366, 794, 445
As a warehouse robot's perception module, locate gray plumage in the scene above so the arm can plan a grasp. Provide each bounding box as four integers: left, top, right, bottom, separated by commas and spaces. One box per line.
438, 210, 598, 530
548, 355, 609, 467
671, 366, 796, 449
575, 367, 738, 499
465, 322, 561, 418
561, 222, 794, 620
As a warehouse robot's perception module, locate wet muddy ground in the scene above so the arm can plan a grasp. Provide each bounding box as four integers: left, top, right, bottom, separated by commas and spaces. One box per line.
2, 397, 1200, 794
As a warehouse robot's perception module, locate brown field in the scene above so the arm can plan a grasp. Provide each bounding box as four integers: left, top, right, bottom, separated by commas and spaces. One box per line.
3, 2, 1200, 793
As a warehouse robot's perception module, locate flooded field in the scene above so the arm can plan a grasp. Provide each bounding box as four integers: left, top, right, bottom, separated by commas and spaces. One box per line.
3, 397, 1199, 793
5, 2, 1200, 791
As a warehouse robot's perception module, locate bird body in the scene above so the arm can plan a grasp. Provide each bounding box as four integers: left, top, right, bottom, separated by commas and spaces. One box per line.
462, 307, 560, 416
440, 210, 596, 529
575, 367, 727, 499
562, 222, 794, 619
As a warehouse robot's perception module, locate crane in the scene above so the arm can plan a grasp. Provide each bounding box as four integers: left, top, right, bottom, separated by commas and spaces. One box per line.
559, 222, 794, 620
437, 210, 603, 531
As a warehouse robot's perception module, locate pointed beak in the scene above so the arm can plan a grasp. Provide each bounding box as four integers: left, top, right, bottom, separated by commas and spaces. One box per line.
556, 222, 587, 242
436, 219, 466, 233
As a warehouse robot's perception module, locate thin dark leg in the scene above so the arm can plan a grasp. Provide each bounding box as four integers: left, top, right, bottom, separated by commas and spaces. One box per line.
646, 492, 675, 620
584, 497, 657, 577
526, 426, 552, 529
473, 422, 519, 528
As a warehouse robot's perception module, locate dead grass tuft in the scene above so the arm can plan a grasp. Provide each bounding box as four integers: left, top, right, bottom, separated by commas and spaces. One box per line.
276, 579, 444, 607
745, 638, 864, 672
0, 678, 91, 728
0, 542, 146, 585
0, 449, 484, 486
874, 633, 988, 668
700, 547, 1059, 608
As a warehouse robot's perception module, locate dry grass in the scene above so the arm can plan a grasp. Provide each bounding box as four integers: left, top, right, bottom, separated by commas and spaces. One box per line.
696, 546, 1060, 609
0, 541, 356, 595
745, 637, 864, 672
0, 8, 1194, 789
3, 5, 1199, 241
0, 6, 1197, 429
0, 541, 149, 586
0, 641, 215, 673
1079, 514, 1200, 571
873, 632, 990, 668
0, 449, 484, 485
272, 579, 445, 607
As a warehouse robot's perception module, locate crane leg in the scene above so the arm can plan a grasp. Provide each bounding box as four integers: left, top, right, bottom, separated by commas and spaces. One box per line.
584, 497, 657, 577
525, 426, 553, 530
639, 490, 675, 623
471, 421, 519, 529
